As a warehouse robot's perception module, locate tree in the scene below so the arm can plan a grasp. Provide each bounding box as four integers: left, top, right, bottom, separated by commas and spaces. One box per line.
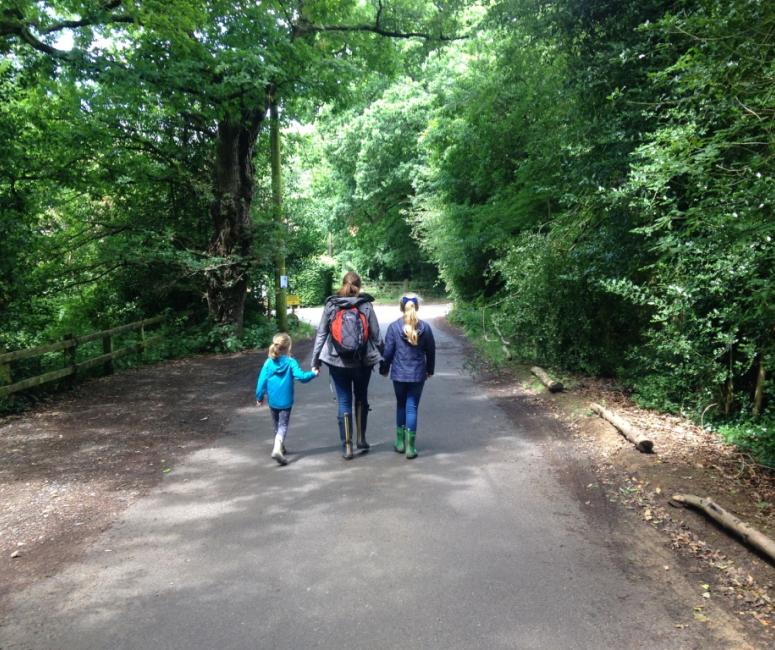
2, 0, 466, 333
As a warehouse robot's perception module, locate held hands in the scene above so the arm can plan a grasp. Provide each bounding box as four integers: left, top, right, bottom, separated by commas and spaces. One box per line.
312, 366, 320, 376
256, 398, 265, 408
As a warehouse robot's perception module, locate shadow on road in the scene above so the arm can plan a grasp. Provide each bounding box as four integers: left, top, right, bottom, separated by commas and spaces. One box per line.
1, 315, 737, 649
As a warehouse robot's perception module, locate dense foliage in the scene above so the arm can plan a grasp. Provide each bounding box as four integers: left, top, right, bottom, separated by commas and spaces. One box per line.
302, 0, 774, 457
1, 1, 772, 457
0, 0, 463, 345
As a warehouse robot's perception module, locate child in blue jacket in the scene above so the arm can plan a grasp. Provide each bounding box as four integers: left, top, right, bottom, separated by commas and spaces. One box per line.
256, 333, 318, 465
380, 293, 436, 459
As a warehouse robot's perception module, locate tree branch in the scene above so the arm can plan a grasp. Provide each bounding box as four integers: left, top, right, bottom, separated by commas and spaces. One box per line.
299, 22, 465, 41
58, 262, 126, 291
38, 14, 134, 35
17, 24, 74, 59
46, 225, 134, 255
34, 0, 131, 33
293, 1, 465, 42
3, 1, 134, 60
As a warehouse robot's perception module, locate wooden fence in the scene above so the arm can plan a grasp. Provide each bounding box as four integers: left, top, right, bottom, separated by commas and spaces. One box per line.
0, 316, 164, 398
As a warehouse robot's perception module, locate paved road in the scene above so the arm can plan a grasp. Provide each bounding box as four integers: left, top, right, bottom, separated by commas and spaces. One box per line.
1, 305, 735, 648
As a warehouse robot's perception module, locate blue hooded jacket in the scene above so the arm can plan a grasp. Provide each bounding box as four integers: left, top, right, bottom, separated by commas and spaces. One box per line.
381, 318, 436, 383
255, 356, 316, 410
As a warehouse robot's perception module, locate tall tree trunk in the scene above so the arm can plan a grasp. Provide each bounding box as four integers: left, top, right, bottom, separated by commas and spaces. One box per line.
270, 92, 288, 332
206, 109, 265, 334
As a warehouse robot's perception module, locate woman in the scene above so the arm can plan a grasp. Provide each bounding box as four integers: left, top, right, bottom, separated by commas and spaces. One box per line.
311, 272, 383, 459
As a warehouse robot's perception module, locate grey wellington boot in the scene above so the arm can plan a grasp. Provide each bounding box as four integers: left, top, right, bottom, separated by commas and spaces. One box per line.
342, 413, 354, 460
355, 402, 370, 451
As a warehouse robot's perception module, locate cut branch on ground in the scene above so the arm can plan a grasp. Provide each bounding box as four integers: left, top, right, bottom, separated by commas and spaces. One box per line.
590, 402, 654, 453
671, 494, 775, 565
531, 366, 563, 392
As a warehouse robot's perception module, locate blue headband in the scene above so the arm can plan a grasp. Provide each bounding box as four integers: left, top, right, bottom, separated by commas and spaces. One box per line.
401, 296, 418, 308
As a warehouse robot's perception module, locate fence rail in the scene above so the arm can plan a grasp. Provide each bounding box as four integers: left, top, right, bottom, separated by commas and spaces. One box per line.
0, 316, 164, 398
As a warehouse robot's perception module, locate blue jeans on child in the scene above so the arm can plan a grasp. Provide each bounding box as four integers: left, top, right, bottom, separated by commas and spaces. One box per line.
270, 408, 291, 441
393, 380, 425, 432
328, 365, 372, 445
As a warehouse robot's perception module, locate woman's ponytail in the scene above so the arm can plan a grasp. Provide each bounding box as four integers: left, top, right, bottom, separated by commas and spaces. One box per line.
337, 271, 362, 297
401, 293, 420, 346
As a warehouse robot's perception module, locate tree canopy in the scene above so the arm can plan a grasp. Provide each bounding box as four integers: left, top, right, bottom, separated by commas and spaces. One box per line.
1, 0, 772, 458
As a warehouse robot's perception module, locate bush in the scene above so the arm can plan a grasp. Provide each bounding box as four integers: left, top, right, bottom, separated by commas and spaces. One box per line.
448, 304, 513, 369
489, 228, 643, 376
717, 416, 775, 469
292, 255, 336, 306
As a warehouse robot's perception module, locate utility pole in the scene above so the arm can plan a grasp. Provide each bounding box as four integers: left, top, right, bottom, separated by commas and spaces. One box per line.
270, 89, 287, 332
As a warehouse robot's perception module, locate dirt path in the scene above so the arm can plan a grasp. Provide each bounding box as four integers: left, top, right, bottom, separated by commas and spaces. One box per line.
0, 314, 770, 648
461, 323, 775, 644
0, 346, 280, 615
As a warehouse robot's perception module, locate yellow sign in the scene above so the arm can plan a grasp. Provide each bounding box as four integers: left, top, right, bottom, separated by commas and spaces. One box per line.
286, 294, 301, 307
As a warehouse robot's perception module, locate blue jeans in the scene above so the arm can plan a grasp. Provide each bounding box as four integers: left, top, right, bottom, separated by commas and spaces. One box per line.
393, 381, 425, 432
328, 365, 372, 445
270, 408, 292, 441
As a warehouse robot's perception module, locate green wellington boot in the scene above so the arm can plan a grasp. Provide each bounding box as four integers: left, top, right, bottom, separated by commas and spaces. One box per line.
405, 429, 417, 459
342, 413, 354, 460
394, 426, 406, 453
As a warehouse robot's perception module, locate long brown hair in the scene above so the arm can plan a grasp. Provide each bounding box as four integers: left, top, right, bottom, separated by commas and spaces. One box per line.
337, 271, 362, 297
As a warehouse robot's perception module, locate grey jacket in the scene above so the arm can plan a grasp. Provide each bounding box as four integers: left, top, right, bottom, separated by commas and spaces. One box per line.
311, 294, 383, 369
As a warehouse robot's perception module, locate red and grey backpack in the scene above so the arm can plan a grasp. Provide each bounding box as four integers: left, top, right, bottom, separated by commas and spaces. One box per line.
330, 304, 369, 359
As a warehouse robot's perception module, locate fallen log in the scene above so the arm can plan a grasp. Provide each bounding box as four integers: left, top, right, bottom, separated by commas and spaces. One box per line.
530, 366, 563, 393
590, 402, 654, 453
671, 494, 775, 564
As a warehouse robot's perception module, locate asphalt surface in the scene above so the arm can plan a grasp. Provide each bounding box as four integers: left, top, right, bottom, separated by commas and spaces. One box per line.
1, 305, 733, 649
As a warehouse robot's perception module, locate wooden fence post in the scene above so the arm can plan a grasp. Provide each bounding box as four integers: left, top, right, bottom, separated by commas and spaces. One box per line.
0, 316, 162, 398
753, 355, 765, 418
63, 334, 77, 386
103, 334, 114, 375
139, 323, 146, 360
0, 349, 10, 388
